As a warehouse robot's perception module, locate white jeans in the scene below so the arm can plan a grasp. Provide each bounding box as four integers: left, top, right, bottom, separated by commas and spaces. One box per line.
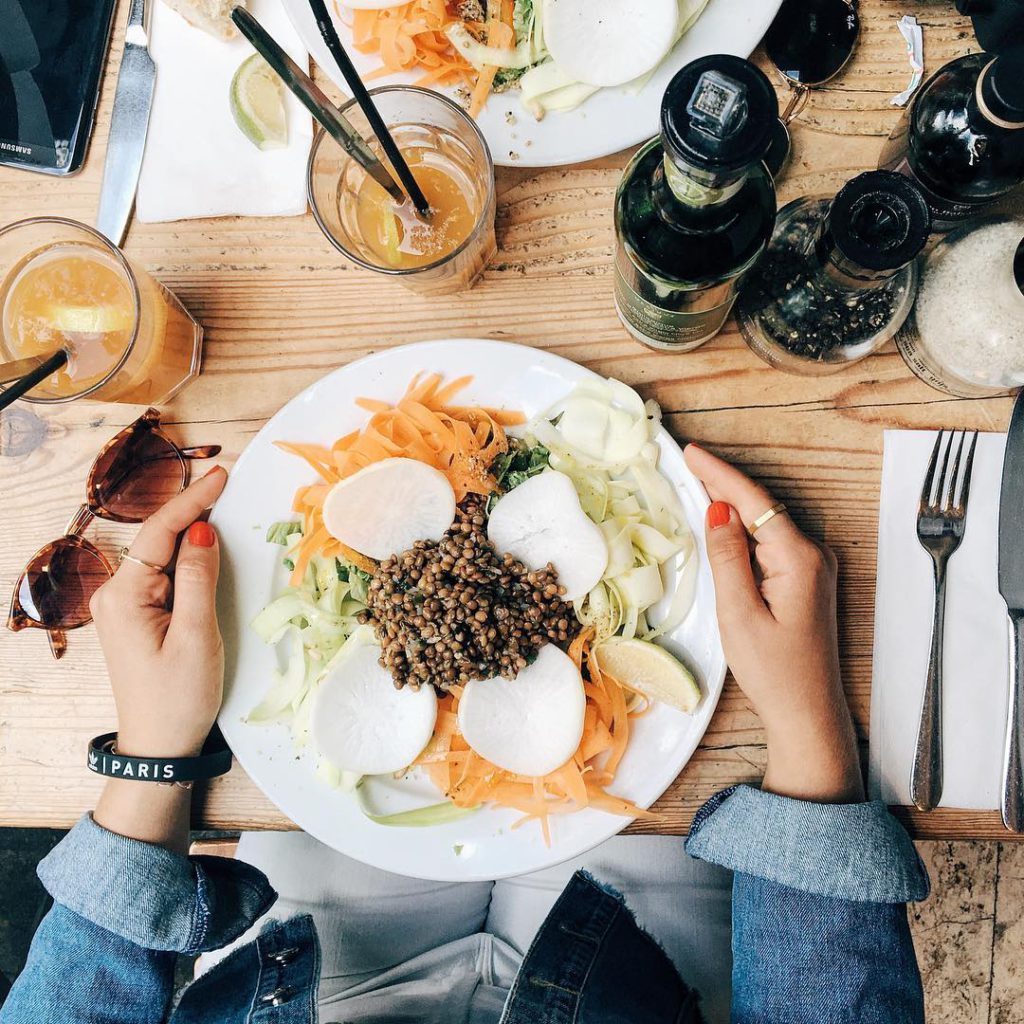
200, 832, 733, 1024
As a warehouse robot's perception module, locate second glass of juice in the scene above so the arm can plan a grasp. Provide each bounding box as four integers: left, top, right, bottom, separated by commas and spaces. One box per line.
0, 218, 203, 405
308, 87, 496, 296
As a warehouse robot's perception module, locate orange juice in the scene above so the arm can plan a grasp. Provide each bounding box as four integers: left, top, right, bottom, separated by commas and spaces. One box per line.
0, 234, 202, 405
354, 148, 479, 270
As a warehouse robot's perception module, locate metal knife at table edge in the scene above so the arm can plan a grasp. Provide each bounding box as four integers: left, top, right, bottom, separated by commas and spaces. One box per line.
998, 388, 1024, 832
96, 0, 156, 248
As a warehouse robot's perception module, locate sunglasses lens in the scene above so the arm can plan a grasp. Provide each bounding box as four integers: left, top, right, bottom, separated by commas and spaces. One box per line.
92, 428, 186, 521
17, 542, 111, 629
765, 0, 860, 86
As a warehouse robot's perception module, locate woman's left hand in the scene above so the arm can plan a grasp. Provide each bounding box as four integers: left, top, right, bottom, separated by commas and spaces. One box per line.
90, 466, 228, 759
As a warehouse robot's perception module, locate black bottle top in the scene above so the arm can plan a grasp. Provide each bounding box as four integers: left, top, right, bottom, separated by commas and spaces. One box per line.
661, 55, 778, 178
820, 171, 932, 281
980, 49, 1024, 125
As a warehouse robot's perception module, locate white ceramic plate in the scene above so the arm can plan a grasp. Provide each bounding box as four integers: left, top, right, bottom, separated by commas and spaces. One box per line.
280, 0, 782, 167
211, 339, 726, 880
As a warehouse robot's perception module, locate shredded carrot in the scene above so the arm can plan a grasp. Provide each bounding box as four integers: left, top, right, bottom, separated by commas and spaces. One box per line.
413, 629, 657, 844
335, 0, 515, 117
345, 0, 474, 90
277, 372, 524, 587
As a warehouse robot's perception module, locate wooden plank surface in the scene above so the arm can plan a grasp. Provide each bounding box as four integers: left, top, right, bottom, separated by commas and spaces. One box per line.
1, 0, 1017, 841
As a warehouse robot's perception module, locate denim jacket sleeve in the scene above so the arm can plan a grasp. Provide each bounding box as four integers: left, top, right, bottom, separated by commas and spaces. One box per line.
0, 813, 277, 1024
685, 785, 930, 1024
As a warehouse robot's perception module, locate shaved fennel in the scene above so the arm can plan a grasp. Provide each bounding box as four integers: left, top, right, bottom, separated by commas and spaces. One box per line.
522, 378, 697, 641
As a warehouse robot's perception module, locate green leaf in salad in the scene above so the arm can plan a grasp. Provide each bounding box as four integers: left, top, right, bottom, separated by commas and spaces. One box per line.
337, 559, 374, 604
489, 438, 550, 511
266, 519, 303, 545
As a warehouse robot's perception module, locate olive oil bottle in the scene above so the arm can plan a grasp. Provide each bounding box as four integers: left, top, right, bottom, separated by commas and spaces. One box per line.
613, 55, 778, 351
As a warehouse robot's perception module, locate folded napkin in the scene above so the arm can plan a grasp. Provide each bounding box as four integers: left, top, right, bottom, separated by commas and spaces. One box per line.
136, 0, 312, 223
869, 429, 1010, 810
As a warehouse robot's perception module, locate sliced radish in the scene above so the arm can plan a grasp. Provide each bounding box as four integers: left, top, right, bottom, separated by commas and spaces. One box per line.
312, 643, 437, 776
321, 458, 456, 560
487, 470, 607, 603
458, 645, 585, 776
543, 0, 679, 88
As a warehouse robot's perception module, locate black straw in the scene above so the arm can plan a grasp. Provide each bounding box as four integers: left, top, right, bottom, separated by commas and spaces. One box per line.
0, 349, 69, 413
306, 0, 433, 218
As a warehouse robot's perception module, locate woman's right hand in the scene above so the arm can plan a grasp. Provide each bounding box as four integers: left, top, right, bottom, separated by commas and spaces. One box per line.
684, 444, 864, 804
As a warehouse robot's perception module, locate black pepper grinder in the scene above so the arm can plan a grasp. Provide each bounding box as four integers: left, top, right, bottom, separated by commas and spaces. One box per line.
736, 170, 931, 374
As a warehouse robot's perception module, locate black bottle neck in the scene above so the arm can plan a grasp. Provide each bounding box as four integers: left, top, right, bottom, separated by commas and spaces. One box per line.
661, 153, 751, 210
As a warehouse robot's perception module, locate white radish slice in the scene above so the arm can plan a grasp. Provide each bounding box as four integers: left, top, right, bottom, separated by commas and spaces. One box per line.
312, 643, 437, 776
543, 0, 679, 88
321, 458, 456, 560
487, 470, 607, 603
458, 645, 585, 777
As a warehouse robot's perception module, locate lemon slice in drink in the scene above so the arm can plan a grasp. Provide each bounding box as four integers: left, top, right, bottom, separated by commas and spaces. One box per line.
230, 54, 287, 151
593, 637, 702, 714
45, 303, 134, 334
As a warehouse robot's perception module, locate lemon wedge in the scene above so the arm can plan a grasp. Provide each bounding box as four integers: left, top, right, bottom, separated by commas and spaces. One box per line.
45, 303, 133, 334
593, 637, 701, 714
230, 54, 288, 151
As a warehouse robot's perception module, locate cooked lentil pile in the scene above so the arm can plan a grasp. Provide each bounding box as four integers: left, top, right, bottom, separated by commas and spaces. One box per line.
360, 496, 576, 691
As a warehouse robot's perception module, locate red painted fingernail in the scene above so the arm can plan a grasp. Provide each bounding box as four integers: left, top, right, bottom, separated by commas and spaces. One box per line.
707, 502, 731, 530
187, 521, 216, 547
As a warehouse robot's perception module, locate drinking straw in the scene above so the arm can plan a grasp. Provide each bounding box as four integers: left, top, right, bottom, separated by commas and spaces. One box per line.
231, 7, 407, 205
306, 0, 433, 218
0, 349, 69, 413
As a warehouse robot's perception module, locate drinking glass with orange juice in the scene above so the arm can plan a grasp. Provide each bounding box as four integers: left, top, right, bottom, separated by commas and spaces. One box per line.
308, 87, 496, 296
0, 218, 203, 405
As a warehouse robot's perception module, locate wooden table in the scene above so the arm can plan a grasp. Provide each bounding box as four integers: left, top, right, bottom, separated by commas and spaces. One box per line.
0, 0, 1015, 841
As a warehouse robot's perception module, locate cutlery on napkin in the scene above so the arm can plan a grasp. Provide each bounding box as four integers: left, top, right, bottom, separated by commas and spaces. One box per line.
136, 0, 312, 223
869, 429, 1009, 810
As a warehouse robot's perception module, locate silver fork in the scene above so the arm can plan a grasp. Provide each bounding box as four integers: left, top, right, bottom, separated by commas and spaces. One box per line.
910, 429, 979, 812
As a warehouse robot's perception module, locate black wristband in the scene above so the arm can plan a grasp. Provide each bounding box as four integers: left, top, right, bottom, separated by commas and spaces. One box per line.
87, 726, 232, 784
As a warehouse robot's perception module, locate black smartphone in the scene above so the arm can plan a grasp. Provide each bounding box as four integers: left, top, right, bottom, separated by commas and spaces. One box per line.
0, 0, 118, 176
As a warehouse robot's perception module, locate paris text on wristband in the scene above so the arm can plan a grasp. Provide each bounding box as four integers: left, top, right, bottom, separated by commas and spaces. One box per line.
87, 728, 232, 786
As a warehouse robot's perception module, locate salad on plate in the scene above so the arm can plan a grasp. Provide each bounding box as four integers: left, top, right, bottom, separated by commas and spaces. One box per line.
248, 371, 702, 842
338, 0, 711, 118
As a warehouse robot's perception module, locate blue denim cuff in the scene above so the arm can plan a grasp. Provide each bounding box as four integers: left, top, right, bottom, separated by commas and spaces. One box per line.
685, 785, 929, 904
37, 814, 277, 953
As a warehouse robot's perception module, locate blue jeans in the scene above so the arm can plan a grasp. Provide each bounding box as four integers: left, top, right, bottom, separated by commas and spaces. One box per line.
1, 785, 930, 1023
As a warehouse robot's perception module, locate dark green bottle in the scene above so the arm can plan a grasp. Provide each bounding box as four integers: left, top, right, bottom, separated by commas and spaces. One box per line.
614, 55, 778, 351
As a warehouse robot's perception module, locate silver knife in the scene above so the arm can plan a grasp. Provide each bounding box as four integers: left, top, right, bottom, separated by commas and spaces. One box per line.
998, 388, 1024, 832
96, 0, 156, 247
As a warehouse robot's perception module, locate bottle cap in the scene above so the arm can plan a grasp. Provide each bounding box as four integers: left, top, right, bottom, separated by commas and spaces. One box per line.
980, 50, 1024, 127
661, 55, 778, 176
826, 170, 931, 273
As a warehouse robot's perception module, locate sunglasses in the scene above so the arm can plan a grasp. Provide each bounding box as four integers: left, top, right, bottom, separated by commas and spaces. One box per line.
763, 0, 861, 179
7, 409, 220, 659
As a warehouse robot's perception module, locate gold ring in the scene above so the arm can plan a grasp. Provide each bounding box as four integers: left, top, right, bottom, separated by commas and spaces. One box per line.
118, 547, 167, 573
749, 502, 787, 535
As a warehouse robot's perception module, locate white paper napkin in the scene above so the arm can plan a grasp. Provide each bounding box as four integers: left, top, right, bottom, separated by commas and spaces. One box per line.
869, 429, 1011, 810
136, 0, 313, 223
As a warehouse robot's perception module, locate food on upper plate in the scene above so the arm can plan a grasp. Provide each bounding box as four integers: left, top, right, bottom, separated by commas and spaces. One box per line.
322, 458, 457, 560
542, 0, 679, 88
457, 644, 586, 776
311, 632, 438, 775
341, 0, 711, 118
486, 469, 607, 603
161, 0, 245, 39
249, 371, 702, 839
361, 494, 576, 691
